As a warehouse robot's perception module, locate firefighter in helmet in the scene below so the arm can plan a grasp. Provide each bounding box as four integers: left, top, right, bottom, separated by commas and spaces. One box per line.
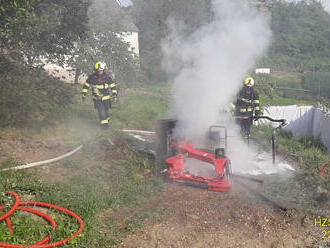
82, 61, 118, 128
233, 77, 260, 137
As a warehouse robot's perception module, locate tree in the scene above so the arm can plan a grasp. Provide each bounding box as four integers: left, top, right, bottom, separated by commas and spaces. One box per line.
128, 0, 211, 83
268, 0, 330, 71
67, 0, 140, 86
0, 0, 90, 67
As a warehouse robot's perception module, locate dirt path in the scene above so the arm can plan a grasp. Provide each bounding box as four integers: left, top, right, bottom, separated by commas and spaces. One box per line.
118, 184, 328, 248
1, 127, 328, 248
0, 128, 71, 166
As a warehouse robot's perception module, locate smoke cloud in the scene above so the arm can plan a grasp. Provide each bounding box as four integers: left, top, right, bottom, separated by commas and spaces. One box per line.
321, 0, 330, 12
162, 0, 271, 142
161, 0, 282, 175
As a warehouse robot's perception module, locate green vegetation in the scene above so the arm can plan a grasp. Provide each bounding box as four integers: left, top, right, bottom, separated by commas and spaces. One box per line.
112, 91, 170, 130
2, 0, 330, 125
270, 72, 303, 84
253, 72, 315, 106
0, 0, 89, 66
1, 0, 330, 244
129, 0, 330, 82
0, 57, 76, 127
0, 78, 329, 245
251, 126, 329, 216
265, 0, 330, 71
251, 126, 330, 191
0, 145, 164, 246
259, 94, 314, 107
128, 0, 210, 83
0, 90, 168, 246
303, 72, 330, 99
254, 70, 330, 108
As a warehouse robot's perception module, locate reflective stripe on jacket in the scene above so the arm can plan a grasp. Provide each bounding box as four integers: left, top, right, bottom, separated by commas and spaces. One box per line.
82, 72, 117, 101
235, 87, 260, 116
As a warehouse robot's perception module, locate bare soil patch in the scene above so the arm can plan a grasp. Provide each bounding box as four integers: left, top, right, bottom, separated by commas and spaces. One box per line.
0, 128, 69, 165
114, 184, 328, 248
1, 127, 328, 248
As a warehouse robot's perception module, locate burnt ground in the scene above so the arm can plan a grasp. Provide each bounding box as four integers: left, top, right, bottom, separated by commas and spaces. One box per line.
0, 129, 329, 248
105, 133, 330, 248
102, 182, 328, 248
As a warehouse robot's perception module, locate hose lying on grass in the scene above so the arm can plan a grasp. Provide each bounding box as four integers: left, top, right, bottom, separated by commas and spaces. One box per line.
0, 191, 84, 248
0, 145, 83, 171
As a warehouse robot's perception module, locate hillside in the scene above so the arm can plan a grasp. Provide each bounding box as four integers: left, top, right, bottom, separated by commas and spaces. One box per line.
1, 0, 330, 247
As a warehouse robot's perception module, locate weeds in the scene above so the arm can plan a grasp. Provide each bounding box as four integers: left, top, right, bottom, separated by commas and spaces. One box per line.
251, 126, 330, 191
111, 93, 169, 130
0, 57, 76, 128
0, 85, 170, 246
0, 136, 165, 247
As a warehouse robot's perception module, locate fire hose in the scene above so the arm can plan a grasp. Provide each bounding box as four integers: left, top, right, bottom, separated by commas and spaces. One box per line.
0, 191, 84, 248
234, 115, 287, 164
0, 145, 83, 172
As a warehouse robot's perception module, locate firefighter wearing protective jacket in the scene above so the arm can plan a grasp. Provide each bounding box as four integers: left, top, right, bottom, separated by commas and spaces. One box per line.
82, 62, 118, 128
233, 77, 260, 137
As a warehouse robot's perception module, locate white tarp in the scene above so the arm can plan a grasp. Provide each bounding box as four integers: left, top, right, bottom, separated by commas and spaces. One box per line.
255, 105, 330, 152
312, 108, 330, 152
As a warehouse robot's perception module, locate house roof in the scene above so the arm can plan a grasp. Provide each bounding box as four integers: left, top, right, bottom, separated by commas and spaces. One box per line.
115, 0, 138, 32
117, 0, 133, 7
121, 17, 139, 32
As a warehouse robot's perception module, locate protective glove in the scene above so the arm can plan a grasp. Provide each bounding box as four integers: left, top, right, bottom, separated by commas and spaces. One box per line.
255, 110, 262, 116
112, 93, 118, 103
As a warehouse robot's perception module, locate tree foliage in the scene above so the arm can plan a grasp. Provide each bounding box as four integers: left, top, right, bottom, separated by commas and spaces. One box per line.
303, 72, 330, 98
266, 0, 330, 71
128, 0, 211, 83
0, 55, 75, 127
69, 0, 140, 85
0, 0, 89, 66
129, 0, 330, 81
0, 0, 141, 127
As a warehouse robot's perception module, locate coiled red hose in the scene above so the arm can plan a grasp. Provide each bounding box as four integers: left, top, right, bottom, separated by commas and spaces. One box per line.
0, 191, 84, 248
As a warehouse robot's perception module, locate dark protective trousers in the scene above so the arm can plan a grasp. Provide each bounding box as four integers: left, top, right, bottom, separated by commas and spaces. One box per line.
93, 99, 111, 127
237, 117, 253, 137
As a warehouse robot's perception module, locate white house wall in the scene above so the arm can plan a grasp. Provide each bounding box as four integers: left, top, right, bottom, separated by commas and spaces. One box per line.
119, 32, 139, 56
42, 32, 139, 83
255, 68, 270, 74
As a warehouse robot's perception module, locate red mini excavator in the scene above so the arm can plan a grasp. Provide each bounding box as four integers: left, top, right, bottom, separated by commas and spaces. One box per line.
155, 117, 286, 192
156, 120, 232, 192
166, 140, 232, 191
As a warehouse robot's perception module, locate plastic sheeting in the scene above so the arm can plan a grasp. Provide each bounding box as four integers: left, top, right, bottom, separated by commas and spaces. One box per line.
255, 105, 330, 153
312, 108, 330, 153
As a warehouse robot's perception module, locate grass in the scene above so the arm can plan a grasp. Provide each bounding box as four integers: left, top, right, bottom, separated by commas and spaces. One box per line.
0, 139, 166, 246
0, 86, 170, 247
251, 126, 330, 191
139, 84, 172, 96
270, 72, 304, 84
250, 126, 329, 217
1, 77, 329, 245
254, 72, 318, 106
260, 94, 315, 107
111, 93, 170, 131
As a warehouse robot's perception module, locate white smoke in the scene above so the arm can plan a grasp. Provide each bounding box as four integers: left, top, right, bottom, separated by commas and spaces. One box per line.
322, 0, 330, 12
162, 0, 272, 142
160, 0, 295, 176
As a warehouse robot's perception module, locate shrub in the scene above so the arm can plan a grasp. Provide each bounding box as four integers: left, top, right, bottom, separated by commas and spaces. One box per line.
0, 56, 76, 127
